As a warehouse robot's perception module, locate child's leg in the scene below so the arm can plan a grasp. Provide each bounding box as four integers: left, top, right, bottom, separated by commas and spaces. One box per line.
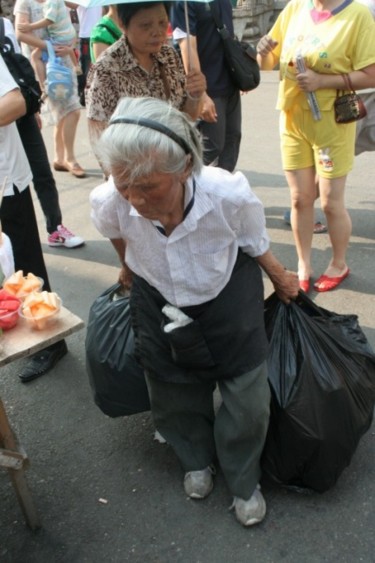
70, 50, 82, 75
30, 48, 46, 89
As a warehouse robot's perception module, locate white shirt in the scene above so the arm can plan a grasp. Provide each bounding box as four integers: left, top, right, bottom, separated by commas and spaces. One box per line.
90, 166, 270, 307
76, 6, 102, 38
0, 56, 32, 196
2, 17, 21, 53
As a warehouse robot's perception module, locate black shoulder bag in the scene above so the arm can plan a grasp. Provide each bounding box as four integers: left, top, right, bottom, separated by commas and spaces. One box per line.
0, 17, 42, 117
209, 2, 260, 92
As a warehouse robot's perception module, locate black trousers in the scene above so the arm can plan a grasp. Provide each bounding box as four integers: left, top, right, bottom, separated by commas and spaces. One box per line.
77, 38, 92, 106
199, 89, 242, 172
0, 187, 52, 292
17, 115, 62, 235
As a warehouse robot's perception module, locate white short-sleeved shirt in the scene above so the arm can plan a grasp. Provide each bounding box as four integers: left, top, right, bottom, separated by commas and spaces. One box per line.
77, 6, 102, 38
90, 166, 270, 307
2, 18, 21, 53
14, 0, 47, 57
0, 56, 32, 196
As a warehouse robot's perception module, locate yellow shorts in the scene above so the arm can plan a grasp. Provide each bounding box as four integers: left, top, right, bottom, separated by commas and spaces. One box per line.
280, 105, 356, 179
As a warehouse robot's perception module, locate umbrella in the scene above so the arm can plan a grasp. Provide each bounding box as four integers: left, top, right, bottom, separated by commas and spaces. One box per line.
70, 0, 209, 9
0, 177, 15, 282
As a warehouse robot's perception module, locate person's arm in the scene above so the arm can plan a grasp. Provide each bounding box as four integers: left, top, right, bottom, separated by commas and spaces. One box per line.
17, 18, 52, 33
110, 238, 133, 289
15, 12, 47, 50
255, 249, 299, 304
88, 118, 108, 168
92, 42, 110, 62
0, 88, 26, 126
179, 36, 216, 123
256, 35, 279, 70
296, 63, 375, 93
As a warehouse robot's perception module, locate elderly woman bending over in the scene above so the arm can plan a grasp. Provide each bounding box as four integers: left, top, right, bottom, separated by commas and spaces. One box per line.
90, 97, 299, 527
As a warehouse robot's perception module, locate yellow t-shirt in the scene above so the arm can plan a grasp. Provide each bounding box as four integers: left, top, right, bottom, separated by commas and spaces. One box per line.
269, 0, 375, 111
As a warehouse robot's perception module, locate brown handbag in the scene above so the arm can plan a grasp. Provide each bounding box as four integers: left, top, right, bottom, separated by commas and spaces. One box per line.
334, 73, 367, 124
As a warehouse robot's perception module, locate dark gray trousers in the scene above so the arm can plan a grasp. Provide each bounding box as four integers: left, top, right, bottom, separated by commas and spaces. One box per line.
146, 360, 270, 499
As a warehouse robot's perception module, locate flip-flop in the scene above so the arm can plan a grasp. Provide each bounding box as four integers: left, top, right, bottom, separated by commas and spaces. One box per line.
53, 162, 86, 178
67, 162, 86, 178
314, 268, 350, 292
313, 221, 328, 234
53, 162, 69, 172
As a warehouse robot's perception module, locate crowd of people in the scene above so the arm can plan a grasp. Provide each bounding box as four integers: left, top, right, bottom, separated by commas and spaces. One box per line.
1, 0, 375, 528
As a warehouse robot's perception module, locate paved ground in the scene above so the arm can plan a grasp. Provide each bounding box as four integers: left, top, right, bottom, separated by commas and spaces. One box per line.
1, 71, 374, 563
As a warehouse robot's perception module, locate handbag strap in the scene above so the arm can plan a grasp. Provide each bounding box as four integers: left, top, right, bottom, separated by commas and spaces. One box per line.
336, 73, 355, 98
0, 17, 5, 49
209, 1, 231, 40
341, 73, 355, 93
45, 40, 57, 63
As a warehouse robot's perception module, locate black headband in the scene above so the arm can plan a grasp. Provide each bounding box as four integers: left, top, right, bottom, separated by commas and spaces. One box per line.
109, 117, 192, 155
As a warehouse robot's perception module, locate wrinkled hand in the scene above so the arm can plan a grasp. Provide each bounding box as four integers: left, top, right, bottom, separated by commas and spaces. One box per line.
256, 35, 278, 57
185, 69, 206, 101
17, 23, 32, 32
296, 67, 320, 93
272, 269, 299, 304
118, 264, 133, 291
199, 94, 217, 123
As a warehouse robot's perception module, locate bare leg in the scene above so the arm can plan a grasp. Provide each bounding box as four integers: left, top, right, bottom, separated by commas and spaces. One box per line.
285, 167, 316, 281
61, 109, 80, 165
318, 175, 350, 277
54, 118, 65, 165
54, 110, 80, 165
30, 48, 46, 89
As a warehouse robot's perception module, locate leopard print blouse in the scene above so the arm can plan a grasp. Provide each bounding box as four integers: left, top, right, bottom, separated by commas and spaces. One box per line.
86, 37, 187, 123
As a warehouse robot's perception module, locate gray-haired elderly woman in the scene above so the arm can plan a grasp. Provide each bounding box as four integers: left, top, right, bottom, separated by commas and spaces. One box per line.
90, 96, 299, 527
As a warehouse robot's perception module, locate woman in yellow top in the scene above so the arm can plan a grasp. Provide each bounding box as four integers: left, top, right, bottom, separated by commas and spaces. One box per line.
257, 0, 375, 292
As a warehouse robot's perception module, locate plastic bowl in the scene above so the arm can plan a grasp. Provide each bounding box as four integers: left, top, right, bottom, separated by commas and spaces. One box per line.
0, 306, 21, 330
3, 276, 44, 300
19, 296, 62, 331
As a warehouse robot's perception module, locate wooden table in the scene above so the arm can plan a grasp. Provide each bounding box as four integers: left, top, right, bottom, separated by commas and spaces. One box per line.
0, 307, 84, 530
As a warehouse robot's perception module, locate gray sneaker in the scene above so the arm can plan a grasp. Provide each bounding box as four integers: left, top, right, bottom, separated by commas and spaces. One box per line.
184, 466, 215, 499
232, 486, 266, 527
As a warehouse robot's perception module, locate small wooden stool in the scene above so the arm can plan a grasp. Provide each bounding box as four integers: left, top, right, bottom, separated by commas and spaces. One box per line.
0, 306, 84, 529
0, 397, 41, 529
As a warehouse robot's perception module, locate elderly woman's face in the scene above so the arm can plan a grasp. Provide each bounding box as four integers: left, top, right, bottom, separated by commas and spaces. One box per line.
125, 4, 169, 58
113, 169, 187, 221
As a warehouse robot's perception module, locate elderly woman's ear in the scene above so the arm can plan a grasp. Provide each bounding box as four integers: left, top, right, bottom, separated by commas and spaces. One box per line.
182, 155, 194, 179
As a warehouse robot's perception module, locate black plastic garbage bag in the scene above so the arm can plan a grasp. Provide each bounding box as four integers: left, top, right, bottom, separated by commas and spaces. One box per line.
262, 291, 375, 493
85, 284, 150, 417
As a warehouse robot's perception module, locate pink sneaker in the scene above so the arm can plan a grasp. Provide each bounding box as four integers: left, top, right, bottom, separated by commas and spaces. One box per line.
48, 225, 84, 248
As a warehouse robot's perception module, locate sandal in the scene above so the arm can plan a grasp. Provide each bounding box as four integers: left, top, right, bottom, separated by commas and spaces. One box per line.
53, 162, 69, 172
314, 268, 350, 292
53, 161, 86, 178
313, 221, 328, 234
67, 162, 86, 178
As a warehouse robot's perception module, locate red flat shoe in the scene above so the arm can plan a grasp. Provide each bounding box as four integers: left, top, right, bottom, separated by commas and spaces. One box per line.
313, 268, 350, 292
299, 279, 310, 293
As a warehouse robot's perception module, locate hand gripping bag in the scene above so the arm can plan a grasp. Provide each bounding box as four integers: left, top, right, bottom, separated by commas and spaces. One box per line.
262, 292, 375, 493
85, 284, 150, 417
45, 41, 74, 102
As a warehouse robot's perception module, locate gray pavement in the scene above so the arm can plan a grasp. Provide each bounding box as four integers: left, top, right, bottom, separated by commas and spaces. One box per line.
1, 71, 374, 563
